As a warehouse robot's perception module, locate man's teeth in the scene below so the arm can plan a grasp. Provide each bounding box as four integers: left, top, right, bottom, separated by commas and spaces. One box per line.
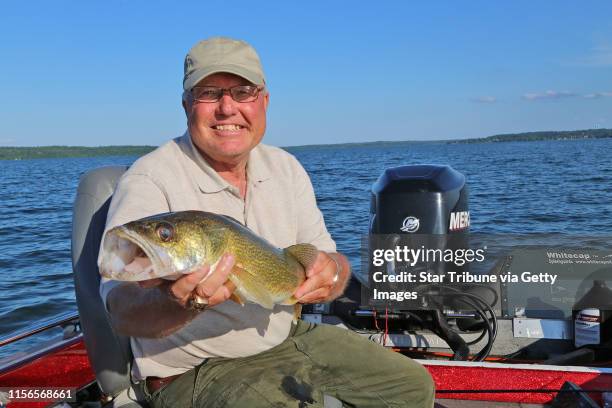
213, 125, 243, 131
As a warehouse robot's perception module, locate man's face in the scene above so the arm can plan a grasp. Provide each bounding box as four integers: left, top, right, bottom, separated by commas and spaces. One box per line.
183, 72, 269, 166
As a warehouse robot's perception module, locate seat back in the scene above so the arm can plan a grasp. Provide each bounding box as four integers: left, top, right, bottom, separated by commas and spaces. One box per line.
71, 165, 130, 397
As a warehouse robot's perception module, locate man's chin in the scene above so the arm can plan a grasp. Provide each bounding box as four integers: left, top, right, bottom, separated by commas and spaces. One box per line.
206, 148, 252, 167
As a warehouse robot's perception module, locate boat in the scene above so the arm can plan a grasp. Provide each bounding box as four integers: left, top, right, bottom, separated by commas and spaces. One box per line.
1, 165, 611, 408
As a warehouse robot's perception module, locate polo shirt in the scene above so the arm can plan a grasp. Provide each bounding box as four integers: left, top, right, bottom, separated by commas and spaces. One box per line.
98, 132, 335, 379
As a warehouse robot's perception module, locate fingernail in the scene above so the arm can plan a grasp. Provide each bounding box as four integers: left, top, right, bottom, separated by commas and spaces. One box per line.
224, 253, 234, 267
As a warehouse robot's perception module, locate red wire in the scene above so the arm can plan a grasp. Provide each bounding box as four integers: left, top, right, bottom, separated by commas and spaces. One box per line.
383, 307, 389, 346
373, 308, 381, 331
372, 307, 390, 347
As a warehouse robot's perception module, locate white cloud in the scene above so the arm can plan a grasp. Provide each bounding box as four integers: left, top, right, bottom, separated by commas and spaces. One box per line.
471, 96, 497, 104
522, 90, 576, 101
583, 92, 612, 99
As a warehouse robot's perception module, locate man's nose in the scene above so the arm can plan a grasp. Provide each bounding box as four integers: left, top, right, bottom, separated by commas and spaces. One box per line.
216, 93, 238, 116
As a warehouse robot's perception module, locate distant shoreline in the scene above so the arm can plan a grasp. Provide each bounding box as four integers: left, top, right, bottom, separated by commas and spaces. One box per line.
1, 128, 610, 160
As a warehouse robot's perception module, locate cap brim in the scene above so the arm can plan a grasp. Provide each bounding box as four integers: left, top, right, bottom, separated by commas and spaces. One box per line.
183, 65, 264, 90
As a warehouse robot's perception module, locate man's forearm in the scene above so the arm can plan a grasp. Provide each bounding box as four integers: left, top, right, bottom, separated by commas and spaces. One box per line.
106, 282, 199, 338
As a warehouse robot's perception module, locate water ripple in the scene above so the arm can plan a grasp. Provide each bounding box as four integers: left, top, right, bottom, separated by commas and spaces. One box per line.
0, 140, 611, 349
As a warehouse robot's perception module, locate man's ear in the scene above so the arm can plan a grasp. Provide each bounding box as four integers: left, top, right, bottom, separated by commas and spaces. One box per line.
263, 91, 270, 110
182, 91, 194, 117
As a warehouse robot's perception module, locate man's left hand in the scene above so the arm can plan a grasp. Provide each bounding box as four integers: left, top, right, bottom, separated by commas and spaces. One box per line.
294, 251, 350, 304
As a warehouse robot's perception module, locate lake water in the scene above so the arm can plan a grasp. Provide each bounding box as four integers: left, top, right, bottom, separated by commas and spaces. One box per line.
1, 138, 611, 356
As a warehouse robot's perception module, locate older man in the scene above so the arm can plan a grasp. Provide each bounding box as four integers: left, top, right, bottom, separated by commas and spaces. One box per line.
99, 37, 434, 407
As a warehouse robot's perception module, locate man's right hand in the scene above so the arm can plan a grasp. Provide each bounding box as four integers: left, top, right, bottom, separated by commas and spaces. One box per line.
138, 253, 237, 309
107, 253, 237, 337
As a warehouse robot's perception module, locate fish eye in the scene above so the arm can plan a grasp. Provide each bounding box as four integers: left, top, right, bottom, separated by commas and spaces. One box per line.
156, 223, 174, 242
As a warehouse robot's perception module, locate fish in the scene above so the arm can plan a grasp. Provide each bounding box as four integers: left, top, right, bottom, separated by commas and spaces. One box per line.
98, 210, 318, 315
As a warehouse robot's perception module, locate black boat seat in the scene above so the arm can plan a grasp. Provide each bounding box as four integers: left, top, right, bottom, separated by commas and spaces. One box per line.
71, 165, 146, 407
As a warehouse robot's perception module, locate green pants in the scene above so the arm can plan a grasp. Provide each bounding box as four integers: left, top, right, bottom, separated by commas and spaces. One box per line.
143, 321, 435, 407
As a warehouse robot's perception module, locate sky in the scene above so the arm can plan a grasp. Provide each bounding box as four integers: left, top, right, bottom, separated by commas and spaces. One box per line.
0, 1, 611, 147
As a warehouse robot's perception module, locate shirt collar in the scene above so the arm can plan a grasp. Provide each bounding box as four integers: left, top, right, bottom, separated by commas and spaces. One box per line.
179, 131, 271, 194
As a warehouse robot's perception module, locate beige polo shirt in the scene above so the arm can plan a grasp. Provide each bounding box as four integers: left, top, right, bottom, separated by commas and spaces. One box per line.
98, 132, 335, 380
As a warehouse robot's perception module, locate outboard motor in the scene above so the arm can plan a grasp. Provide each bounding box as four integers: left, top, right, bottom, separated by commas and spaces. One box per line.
368, 165, 475, 360
369, 165, 470, 279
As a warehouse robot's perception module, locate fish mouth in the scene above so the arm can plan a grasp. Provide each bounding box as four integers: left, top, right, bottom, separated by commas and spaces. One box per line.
99, 226, 168, 281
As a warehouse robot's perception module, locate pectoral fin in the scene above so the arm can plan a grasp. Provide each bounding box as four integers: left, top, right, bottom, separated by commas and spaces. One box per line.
284, 243, 318, 270
229, 292, 246, 306
293, 304, 302, 322
228, 264, 275, 309
281, 296, 302, 322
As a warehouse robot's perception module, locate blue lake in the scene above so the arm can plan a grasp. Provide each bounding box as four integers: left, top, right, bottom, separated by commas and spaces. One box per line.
1, 138, 611, 352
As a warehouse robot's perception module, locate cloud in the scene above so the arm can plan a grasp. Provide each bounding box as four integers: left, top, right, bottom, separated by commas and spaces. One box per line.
0, 138, 15, 145
583, 92, 612, 99
522, 90, 576, 101
471, 96, 497, 104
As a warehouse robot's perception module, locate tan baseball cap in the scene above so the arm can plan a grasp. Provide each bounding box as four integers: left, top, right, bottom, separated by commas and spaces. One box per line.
183, 37, 266, 91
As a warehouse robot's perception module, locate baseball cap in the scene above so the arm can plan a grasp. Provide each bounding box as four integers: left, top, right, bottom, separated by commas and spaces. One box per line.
183, 37, 266, 91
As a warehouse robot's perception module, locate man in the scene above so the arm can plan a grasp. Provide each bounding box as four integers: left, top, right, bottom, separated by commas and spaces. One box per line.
99, 37, 434, 407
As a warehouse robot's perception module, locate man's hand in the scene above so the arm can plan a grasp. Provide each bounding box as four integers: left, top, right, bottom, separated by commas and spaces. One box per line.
293, 251, 350, 304
138, 253, 237, 309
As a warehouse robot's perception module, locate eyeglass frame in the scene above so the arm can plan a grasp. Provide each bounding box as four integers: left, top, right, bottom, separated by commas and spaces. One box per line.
188, 85, 265, 103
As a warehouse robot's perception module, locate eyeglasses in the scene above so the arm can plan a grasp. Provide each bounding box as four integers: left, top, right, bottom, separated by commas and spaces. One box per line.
190, 85, 264, 103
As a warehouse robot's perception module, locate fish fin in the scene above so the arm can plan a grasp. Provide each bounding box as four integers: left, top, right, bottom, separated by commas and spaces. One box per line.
284, 243, 319, 270
229, 265, 275, 309
293, 304, 302, 322
281, 295, 299, 305
229, 292, 246, 306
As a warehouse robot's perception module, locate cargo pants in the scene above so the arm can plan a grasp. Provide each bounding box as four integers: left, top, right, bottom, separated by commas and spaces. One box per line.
142, 320, 435, 408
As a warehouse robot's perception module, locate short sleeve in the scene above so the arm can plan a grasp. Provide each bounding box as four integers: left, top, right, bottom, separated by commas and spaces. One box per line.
98, 173, 170, 307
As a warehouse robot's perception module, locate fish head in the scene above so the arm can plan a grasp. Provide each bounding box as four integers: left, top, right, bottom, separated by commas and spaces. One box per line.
99, 212, 215, 281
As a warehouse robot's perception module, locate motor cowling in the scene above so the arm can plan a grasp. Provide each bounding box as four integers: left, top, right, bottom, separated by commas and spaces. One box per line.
370, 164, 469, 235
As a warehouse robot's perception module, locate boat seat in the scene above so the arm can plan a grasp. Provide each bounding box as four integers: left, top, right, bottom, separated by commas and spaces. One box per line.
71, 165, 147, 407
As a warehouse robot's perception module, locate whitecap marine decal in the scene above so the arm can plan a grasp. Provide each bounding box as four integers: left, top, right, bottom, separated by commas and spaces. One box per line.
449, 211, 470, 231
400, 216, 420, 233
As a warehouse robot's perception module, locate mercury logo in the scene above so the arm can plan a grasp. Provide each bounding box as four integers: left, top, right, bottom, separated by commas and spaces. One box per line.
449, 211, 470, 231
400, 216, 420, 233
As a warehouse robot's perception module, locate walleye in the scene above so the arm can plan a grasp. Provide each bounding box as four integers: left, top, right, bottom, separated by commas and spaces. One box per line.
98, 211, 318, 314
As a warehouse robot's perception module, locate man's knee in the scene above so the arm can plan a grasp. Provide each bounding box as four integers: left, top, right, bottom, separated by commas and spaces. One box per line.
406, 362, 435, 406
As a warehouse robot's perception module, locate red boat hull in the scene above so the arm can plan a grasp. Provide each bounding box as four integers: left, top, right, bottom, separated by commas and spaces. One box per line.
1, 338, 611, 407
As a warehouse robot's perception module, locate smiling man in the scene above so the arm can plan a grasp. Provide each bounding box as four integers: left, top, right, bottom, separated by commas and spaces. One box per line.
100, 37, 434, 407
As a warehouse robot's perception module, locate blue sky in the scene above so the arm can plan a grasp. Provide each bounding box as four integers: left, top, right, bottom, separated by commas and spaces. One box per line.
0, 1, 610, 147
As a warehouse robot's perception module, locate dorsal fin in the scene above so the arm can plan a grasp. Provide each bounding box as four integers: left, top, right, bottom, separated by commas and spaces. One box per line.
284, 243, 319, 270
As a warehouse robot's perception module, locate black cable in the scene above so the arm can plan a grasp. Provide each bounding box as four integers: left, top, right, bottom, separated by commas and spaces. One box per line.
442, 286, 498, 340
436, 287, 498, 361
464, 326, 487, 346
450, 296, 492, 361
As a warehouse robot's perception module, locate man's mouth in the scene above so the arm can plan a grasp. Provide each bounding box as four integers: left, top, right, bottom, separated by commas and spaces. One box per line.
212, 124, 245, 131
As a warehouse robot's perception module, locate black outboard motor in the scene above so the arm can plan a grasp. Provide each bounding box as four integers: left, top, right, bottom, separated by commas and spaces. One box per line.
369, 165, 470, 279
369, 165, 473, 360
